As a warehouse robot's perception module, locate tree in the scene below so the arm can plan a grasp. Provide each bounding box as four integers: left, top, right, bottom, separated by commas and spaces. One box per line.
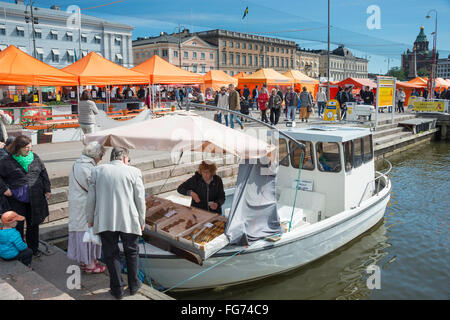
386, 67, 408, 81
417, 67, 430, 77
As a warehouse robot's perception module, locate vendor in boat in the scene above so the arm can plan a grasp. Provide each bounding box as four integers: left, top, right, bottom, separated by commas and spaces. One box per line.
177, 161, 225, 215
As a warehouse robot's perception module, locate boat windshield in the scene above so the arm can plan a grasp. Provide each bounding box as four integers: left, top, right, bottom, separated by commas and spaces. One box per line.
316, 142, 342, 173
290, 140, 314, 170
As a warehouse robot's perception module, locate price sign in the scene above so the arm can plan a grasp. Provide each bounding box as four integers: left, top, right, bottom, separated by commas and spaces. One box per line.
13, 95, 19, 102
33, 95, 38, 102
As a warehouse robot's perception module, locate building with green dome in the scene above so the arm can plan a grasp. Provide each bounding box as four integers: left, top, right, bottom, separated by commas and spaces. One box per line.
401, 26, 438, 80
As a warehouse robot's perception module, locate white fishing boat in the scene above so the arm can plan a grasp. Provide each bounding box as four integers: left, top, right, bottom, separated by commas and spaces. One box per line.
85, 111, 392, 291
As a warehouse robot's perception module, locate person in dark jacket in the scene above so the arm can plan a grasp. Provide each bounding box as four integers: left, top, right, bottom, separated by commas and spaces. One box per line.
243, 85, 250, 101
360, 86, 374, 105
0, 135, 51, 256
268, 88, 283, 125
0, 137, 14, 215
177, 161, 225, 215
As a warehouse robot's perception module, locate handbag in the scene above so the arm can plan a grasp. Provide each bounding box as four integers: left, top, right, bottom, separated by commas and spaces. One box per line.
82, 227, 102, 246
307, 105, 312, 113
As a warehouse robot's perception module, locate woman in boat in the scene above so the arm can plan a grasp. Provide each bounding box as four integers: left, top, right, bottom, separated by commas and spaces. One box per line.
177, 161, 225, 215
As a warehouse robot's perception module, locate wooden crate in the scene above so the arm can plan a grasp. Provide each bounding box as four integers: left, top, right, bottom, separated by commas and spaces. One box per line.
178, 215, 227, 251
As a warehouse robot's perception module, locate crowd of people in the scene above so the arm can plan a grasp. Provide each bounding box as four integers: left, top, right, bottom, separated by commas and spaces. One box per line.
0, 118, 226, 298
210, 84, 318, 126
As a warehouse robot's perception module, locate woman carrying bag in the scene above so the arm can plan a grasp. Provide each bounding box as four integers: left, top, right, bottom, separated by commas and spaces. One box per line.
0, 135, 51, 256
67, 141, 106, 274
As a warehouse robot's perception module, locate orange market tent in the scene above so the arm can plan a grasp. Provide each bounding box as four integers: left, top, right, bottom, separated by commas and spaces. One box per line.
238, 68, 294, 92
434, 78, 450, 90
131, 55, 203, 84
203, 70, 237, 91
337, 77, 377, 90
62, 52, 149, 85
0, 45, 78, 86
406, 77, 427, 87
283, 69, 319, 96
233, 72, 247, 79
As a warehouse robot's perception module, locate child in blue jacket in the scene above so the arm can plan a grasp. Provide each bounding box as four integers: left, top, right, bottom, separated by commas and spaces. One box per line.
0, 211, 33, 267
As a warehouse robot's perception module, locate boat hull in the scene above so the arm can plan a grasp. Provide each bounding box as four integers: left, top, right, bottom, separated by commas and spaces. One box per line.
138, 187, 390, 291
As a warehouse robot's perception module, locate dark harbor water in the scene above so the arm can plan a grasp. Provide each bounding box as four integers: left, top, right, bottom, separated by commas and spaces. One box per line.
172, 141, 449, 300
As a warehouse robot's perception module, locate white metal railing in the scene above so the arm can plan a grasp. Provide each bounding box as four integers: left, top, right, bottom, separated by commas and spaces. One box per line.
358, 158, 392, 207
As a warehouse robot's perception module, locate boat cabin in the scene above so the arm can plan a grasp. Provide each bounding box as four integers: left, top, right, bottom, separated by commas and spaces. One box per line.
275, 126, 375, 228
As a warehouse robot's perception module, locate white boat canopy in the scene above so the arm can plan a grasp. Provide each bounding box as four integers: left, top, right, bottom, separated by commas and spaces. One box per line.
84, 111, 276, 160
286, 125, 372, 143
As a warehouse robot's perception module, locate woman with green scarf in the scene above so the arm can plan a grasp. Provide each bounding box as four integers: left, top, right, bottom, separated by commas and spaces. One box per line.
0, 135, 51, 257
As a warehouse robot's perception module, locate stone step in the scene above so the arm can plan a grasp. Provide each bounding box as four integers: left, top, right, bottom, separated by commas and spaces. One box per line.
46, 175, 238, 224
0, 259, 74, 300
373, 127, 406, 140
374, 131, 414, 147
376, 114, 416, 126
49, 153, 238, 189
48, 161, 239, 206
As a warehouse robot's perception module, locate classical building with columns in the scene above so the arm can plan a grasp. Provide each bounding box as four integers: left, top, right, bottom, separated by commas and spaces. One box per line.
0, 0, 134, 68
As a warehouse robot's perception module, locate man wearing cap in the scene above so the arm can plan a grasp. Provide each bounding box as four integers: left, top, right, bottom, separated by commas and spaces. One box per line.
0, 211, 33, 267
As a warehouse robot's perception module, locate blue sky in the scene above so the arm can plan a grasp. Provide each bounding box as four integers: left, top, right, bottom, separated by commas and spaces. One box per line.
35, 0, 450, 74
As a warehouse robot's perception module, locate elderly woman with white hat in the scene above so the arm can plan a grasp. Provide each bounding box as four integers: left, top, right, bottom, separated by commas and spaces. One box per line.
67, 141, 106, 273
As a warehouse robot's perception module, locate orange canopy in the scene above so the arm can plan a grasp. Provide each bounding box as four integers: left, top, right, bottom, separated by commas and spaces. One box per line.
203, 70, 237, 91
0, 45, 78, 86
283, 69, 319, 95
131, 55, 203, 84
337, 77, 377, 89
62, 52, 149, 85
407, 77, 427, 87
434, 78, 450, 89
233, 72, 247, 79
238, 68, 294, 87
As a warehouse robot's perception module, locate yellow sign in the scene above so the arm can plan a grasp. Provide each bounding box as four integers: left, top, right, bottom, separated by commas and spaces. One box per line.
413, 101, 445, 112
13, 95, 19, 102
324, 99, 339, 121
56, 94, 61, 101
378, 87, 394, 107
33, 94, 38, 102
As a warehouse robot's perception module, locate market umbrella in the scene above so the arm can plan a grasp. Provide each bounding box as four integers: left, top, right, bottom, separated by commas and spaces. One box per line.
84, 111, 275, 160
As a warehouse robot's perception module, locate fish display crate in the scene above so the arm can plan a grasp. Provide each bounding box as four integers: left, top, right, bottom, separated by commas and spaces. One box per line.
144, 196, 229, 261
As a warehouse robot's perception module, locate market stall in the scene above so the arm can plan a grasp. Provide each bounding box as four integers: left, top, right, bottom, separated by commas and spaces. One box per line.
232, 72, 248, 79
62, 51, 149, 112
0, 45, 79, 140
283, 69, 319, 96
203, 70, 237, 91
237, 68, 294, 94
132, 55, 204, 110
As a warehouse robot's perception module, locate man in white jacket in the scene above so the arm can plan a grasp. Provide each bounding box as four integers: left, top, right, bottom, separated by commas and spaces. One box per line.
86, 147, 146, 299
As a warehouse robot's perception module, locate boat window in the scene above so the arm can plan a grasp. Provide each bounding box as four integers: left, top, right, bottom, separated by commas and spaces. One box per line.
363, 135, 373, 163
353, 138, 363, 168
316, 142, 341, 173
290, 140, 314, 171
278, 138, 289, 167
343, 141, 353, 172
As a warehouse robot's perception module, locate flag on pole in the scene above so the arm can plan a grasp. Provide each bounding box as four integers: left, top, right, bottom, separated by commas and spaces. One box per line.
74, 48, 78, 62
242, 6, 248, 19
